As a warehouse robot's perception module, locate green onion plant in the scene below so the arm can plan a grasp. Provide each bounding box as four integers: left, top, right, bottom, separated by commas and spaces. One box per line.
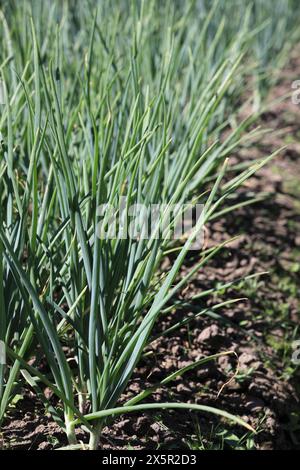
0, 0, 299, 449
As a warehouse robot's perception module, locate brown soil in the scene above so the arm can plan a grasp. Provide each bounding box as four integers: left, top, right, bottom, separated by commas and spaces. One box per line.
1, 50, 300, 451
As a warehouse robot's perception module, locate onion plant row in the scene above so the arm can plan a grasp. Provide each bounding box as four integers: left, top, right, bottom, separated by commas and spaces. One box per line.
0, 0, 299, 449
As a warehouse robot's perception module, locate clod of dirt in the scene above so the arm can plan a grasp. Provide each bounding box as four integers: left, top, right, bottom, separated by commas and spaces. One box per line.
197, 325, 224, 348
245, 396, 265, 412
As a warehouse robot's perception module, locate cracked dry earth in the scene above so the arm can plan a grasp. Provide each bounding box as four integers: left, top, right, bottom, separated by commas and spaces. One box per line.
1, 50, 300, 450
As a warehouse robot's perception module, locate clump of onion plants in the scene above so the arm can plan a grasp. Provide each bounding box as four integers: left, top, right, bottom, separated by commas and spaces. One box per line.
0, 0, 299, 450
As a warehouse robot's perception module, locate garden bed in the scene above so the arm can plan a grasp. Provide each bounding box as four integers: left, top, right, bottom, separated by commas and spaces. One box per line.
2, 49, 300, 451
